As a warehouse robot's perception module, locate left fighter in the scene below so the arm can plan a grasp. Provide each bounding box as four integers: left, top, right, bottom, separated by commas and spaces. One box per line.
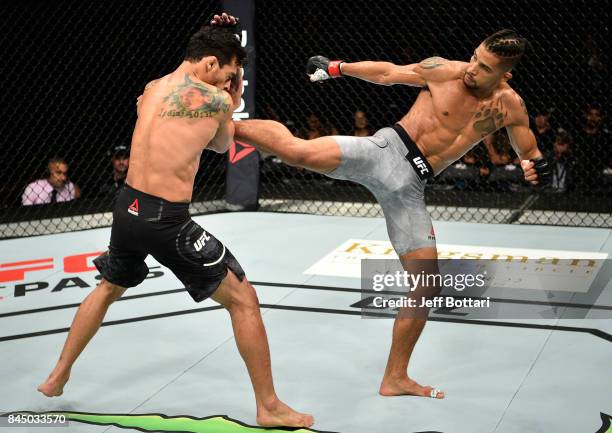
38, 14, 314, 429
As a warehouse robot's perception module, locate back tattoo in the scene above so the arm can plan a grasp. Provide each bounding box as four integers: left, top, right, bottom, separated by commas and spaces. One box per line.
159, 75, 230, 119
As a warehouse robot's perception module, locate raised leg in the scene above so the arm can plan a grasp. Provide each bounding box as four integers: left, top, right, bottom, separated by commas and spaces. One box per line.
234, 119, 341, 173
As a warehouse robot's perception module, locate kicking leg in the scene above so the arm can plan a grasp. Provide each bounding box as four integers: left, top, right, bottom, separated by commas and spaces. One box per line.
38, 279, 126, 397
212, 271, 314, 428
234, 119, 341, 173
379, 247, 445, 399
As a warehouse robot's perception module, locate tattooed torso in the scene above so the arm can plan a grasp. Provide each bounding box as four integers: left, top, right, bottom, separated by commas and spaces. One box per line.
127, 73, 232, 202
398, 60, 523, 174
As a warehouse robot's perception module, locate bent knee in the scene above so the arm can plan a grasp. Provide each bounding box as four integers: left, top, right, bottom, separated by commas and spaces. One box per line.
226, 282, 260, 313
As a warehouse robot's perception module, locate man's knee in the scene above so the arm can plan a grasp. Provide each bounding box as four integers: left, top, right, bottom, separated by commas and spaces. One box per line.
216, 275, 260, 314
94, 279, 126, 305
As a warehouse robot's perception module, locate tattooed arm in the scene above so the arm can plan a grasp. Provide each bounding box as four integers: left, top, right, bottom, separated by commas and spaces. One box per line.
340, 57, 456, 86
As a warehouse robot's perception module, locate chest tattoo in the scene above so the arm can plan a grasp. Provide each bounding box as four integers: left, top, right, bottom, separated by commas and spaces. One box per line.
473, 97, 507, 137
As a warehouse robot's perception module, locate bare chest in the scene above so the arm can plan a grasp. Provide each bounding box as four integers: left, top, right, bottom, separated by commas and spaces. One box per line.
424, 82, 510, 139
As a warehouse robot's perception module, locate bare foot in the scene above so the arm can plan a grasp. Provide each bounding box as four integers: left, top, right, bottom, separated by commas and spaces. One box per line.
37, 372, 69, 397
379, 376, 444, 399
256, 400, 314, 428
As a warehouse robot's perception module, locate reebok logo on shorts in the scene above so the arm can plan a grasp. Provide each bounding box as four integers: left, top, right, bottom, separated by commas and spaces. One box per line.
428, 226, 436, 241
128, 199, 139, 216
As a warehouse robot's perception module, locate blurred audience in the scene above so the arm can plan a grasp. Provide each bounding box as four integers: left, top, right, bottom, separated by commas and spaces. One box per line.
98, 145, 130, 196
351, 110, 374, 137
532, 108, 555, 156
572, 104, 611, 190
298, 113, 338, 139
22, 157, 80, 206
548, 131, 576, 193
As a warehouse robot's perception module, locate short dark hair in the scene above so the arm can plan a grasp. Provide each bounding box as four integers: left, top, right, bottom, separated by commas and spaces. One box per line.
48, 156, 67, 166
483, 29, 527, 69
185, 25, 247, 67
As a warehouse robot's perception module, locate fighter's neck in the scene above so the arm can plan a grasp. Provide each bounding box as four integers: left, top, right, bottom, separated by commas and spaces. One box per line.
175, 62, 207, 83
466, 84, 498, 100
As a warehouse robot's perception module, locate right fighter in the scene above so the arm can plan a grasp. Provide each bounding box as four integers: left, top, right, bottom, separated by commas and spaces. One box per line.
233, 29, 552, 399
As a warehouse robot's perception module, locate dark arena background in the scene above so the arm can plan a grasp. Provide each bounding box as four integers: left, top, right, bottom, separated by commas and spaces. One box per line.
1, 0, 610, 237
1, 2, 611, 433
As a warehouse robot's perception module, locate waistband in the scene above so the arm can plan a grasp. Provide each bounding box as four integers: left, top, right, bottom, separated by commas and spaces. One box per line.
120, 184, 190, 221
391, 124, 434, 180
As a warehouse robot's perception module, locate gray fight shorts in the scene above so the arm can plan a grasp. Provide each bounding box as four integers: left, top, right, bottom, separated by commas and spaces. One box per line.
326, 125, 436, 256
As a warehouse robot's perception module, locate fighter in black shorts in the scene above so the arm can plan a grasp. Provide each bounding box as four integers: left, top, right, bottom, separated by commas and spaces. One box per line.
37, 14, 313, 428
95, 185, 245, 302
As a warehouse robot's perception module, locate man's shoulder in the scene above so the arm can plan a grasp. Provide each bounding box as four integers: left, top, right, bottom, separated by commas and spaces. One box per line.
417, 58, 465, 81
498, 86, 527, 112
26, 178, 49, 189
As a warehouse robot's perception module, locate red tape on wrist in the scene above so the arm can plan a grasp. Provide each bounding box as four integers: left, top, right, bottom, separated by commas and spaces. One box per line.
328, 60, 343, 77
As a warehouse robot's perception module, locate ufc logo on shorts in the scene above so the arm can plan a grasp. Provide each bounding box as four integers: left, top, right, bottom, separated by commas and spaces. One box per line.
413, 157, 429, 175
193, 231, 211, 252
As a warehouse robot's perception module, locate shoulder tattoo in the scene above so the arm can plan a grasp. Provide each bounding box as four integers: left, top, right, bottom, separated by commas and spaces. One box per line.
159, 74, 230, 119
420, 56, 448, 69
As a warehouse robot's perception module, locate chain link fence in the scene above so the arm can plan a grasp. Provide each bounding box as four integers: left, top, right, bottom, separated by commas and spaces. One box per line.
1, 0, 610, 239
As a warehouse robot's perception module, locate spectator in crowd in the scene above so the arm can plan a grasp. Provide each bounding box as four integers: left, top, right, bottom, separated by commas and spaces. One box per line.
532, 108, 555, 155
572, 104, 611, 191
350, 110, 374, 137
22, 157, 80, 206
98, 145, 130, 196
298, 113, 338, 139
548, 131, 575, 193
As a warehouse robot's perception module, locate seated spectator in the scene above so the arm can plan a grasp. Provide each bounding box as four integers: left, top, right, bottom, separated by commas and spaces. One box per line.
531, 108, 555, 155
22, 157, 80, 206
298, 113, 338, 139
572, 104, 611, 192
549, 131, 576, 193
98, 145, 130, 196
351, 110, 374, 137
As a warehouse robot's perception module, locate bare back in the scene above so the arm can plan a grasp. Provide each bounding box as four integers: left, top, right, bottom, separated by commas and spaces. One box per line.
396, 61, 527, 174
127, 71, 231, 202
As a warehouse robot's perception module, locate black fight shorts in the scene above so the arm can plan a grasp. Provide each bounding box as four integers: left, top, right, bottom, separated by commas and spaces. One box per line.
94, 185, 245, 302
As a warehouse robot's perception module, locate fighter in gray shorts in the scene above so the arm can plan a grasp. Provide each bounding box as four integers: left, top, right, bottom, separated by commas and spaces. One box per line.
327, 124, 436, 255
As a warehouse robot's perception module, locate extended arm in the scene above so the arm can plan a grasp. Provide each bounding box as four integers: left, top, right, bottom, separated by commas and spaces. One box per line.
307, 56, 453, 87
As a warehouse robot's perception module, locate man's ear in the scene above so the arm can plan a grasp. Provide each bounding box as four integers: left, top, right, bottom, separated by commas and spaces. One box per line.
201, 56, 219, 72
503, 71, 513, 81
